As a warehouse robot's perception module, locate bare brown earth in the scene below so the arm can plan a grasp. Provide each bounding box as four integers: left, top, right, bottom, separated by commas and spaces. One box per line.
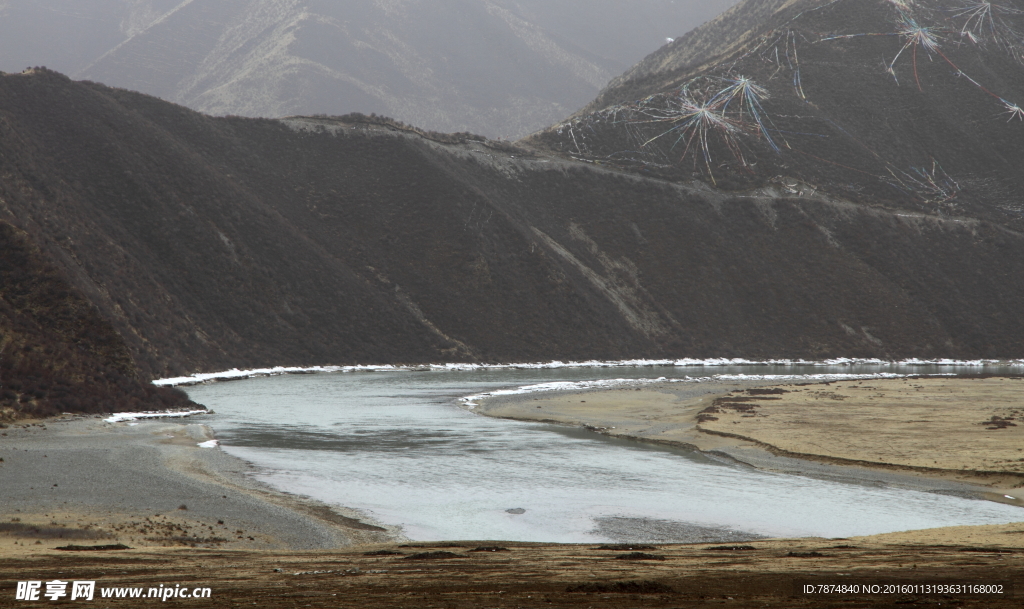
0, 529, 1021, 608
475, 377, 1024, 503
698, 377, 1024, 488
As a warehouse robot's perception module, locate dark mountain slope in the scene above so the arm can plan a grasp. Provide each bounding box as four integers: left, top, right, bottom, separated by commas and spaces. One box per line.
2, 69, 1023, 392
531, 0, 1024, 231
0, 221, 194, 419
0, 70, 451, 378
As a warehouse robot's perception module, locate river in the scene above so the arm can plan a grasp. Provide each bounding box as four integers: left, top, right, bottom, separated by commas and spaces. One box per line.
181, 362, 1024, 543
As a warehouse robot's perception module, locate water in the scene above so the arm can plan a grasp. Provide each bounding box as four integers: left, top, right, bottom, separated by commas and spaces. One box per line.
182, 363, 1023, 542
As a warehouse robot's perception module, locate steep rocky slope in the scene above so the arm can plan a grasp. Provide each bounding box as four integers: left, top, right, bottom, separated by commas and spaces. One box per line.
1, 69, 1023, 401
532, 0, 1024, 231
0, 0, 737, 139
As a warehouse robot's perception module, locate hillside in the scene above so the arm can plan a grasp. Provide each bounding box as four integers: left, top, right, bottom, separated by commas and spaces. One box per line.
0, 222, 195, 419
0, 0, 737, 139
1, 67, 1023, 413
530, 0, 1024, 231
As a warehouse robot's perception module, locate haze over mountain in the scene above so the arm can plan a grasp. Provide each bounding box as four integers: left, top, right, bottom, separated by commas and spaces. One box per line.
0, 0, 738, 139
2, 0, 1024, 420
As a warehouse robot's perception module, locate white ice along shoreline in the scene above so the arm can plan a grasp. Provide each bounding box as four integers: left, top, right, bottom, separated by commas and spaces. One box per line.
151, 358, 1024, 387
457, 372, 957, 409
103, 409, 209, 423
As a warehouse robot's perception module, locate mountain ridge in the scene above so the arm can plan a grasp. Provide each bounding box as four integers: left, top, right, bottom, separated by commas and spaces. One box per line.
3, 0, 1024, 418
0, 0, 738, 139
581, 0, 802, 113
2, 70, 1023, 375
531, 0, 1024, 232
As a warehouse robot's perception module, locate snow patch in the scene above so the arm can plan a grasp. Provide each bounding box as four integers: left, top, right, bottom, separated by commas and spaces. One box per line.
153, 365, 399, 386
458, 372, 956, 408
104, 409, 209, 423
197, 440, 220, 448
152, 358, 1024, 387
461, 377, 670, 407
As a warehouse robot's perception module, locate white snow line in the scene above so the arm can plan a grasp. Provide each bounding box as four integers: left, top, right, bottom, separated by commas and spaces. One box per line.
457, 372, 960, 408
153, 365, 399, 386
152, 359, 1024, 387
104, 409, 209, 423
460, 377, 671, 408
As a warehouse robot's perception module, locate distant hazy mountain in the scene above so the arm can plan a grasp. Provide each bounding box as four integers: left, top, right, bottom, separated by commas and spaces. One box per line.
0, 0, 738, 138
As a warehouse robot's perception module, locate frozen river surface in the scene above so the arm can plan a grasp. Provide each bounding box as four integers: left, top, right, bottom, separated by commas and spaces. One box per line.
182, 363, 1024, 542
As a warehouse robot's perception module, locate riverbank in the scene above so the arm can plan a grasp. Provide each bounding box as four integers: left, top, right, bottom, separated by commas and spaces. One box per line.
1, 377, 1022, 608
0, 414, 401, 554
473, 376, 1024, 506
1, 525, 1021, 608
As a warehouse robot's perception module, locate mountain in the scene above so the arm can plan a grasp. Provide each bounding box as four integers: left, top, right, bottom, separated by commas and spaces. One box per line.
2, 69, 1023, 371
0, 0, 738, 139
0, 221, 195, 419
530, 0, 1024, 231
2, 0, 1024, 418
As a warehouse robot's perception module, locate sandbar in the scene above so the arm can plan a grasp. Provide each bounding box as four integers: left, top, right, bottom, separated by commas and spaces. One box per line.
474, 376, 1024, 505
